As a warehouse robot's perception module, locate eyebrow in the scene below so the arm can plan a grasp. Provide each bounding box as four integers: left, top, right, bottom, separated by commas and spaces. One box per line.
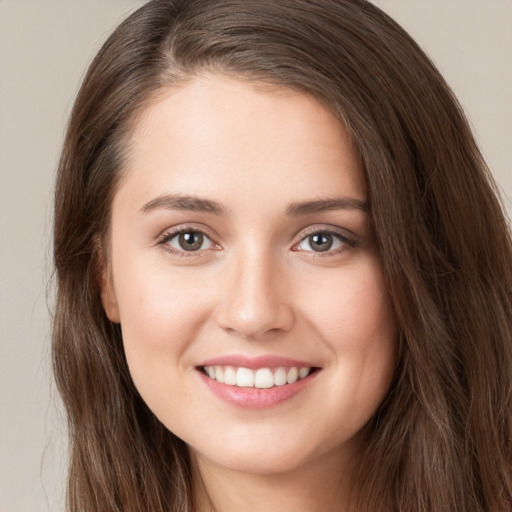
139, 193, 369, 217
286, 197, 369, 216
139, 194, 227, 215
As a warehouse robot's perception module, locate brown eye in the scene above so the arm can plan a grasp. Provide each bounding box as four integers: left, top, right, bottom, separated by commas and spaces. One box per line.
178, 232, 204, 251
295, 230, 351, 254
308, 233, 333, 252
163, 230, 214, 253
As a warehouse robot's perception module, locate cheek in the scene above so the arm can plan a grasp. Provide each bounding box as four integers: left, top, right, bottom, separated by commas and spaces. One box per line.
302, 260, 397, 348
302, 258, 397, 409
112, 259, 212, 383
112, 266, 217, 428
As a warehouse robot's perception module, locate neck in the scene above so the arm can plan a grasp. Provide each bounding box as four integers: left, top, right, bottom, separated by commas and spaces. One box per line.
190, 445, 360, 512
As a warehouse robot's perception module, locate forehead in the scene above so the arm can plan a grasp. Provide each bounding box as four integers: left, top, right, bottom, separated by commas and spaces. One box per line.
118, 74, 366, 211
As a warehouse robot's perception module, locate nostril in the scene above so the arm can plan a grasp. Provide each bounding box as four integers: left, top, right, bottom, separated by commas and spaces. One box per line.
216, 301, 295, 340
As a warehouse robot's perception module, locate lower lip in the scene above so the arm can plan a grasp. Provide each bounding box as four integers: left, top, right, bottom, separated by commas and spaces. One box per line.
197, 370, 319, 409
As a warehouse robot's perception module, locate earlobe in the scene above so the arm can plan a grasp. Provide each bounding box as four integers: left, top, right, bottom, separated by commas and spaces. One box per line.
101, 274, 121, 324
93, 236, 121, 324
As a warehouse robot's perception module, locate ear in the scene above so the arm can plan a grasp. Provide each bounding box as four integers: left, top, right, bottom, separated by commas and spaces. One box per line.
101, 271, 121, 324
93, 235, 120, 324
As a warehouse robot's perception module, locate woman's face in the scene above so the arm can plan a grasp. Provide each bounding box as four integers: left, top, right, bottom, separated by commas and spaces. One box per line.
102, 75, 397, 476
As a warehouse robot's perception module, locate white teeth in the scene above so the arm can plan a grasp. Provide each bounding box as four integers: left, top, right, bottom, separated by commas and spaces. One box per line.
203, 365, 313, 388
215, 366, 224, 383
298, 367, 310, 379
274, 367, 287, 386
224, 366, 236, 385
236, 367, 255, 387
254, 368, 274, 389
286, 367, 299, 384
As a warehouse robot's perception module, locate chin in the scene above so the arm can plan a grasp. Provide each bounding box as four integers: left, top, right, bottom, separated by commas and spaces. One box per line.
199, 447, 311, 476
188, 425, 352, 478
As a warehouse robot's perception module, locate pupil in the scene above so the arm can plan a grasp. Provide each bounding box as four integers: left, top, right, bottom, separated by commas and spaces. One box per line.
310, 233, 332, 252
179, 232, 203, 251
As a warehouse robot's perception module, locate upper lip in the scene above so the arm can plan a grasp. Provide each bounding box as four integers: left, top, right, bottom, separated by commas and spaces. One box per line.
196, 354, 319, 370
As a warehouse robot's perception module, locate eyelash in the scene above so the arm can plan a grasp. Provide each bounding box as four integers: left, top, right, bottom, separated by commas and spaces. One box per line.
157, 226, 357, 258
292, 228, 357, 256
158, 226, 219, 258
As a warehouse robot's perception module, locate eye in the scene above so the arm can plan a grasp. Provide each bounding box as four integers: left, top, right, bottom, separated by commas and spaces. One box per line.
161, 229, 216, 253
295, 231, 354, 253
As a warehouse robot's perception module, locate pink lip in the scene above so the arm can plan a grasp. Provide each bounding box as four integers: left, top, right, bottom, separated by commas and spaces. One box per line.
198, 372, 317, 409
197, 354, 316, 370
196, 359, 320, 409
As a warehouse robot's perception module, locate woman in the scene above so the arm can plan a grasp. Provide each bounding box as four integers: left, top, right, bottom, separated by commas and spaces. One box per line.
52, 0, 512, 510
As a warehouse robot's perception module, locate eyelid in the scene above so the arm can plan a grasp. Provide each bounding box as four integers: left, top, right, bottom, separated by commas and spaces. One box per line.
157, 224, 222, 255
295, 224, 357, 240
291, 225, 358, 254
155, 223, 358, 257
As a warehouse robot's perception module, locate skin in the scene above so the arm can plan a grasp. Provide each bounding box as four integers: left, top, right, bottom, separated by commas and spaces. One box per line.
101, 74, 397, 511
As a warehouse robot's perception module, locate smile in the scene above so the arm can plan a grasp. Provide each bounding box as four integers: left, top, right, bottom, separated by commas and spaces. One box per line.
201, 365, 313, 389
196, 356, 321, 408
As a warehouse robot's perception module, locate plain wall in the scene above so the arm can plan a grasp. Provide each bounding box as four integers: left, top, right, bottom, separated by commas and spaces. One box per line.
0, 1, 510, 511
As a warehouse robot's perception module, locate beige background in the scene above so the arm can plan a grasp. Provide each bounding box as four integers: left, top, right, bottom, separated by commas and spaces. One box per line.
0, 1, 510, 511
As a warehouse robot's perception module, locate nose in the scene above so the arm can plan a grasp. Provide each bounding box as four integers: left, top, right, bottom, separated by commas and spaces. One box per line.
215, 250, 294, 340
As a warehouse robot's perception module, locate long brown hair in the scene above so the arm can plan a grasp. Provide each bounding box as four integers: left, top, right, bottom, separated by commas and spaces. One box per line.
52, 1, 512, 510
